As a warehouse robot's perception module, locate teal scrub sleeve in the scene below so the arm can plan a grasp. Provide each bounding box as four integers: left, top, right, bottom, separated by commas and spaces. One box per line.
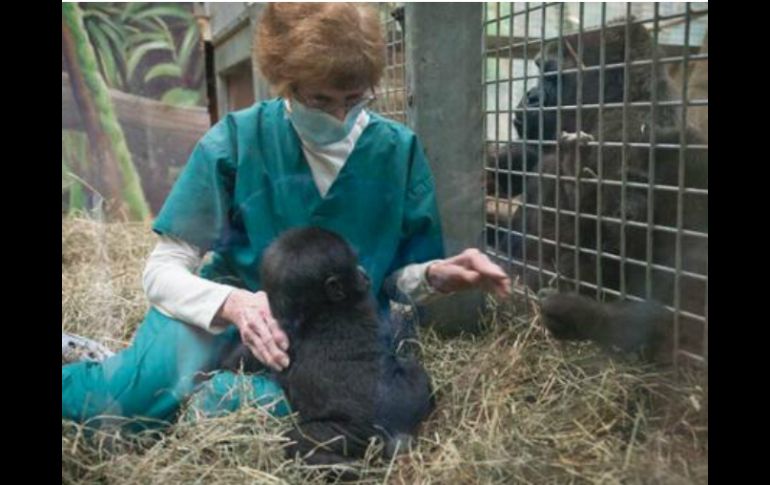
152, 119, 237, 252
387, 136, 446, 277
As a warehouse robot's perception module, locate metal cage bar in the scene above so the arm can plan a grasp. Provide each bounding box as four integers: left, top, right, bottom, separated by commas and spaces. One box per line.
483, 2, 708, 366
371, 2, 408, 123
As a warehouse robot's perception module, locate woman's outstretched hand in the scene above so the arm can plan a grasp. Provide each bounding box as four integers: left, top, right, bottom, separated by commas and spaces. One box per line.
426, 248, 512, 298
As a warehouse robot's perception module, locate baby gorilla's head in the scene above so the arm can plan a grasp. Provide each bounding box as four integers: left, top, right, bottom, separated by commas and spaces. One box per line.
260, 227, 371, 321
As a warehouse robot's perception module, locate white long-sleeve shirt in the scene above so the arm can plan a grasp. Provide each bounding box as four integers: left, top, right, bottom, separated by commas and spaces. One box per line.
143, 105, 443, 334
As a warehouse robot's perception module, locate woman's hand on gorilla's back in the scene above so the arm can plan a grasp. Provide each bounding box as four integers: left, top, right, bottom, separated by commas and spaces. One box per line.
219, 289, 290, 371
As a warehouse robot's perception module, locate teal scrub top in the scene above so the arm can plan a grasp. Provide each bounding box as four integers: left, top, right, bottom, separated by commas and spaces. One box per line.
153, 98, 445, 307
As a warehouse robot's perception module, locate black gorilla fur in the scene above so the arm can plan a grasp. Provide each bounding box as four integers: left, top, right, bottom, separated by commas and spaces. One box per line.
539, 291, 673, 364
485, 18, 707, 360
221, 227, 435, 472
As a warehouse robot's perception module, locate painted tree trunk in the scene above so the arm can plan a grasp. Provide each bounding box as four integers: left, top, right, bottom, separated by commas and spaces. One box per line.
61, 3, 150, 221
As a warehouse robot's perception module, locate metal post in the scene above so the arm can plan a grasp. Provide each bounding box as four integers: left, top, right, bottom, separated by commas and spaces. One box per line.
247, 3, 273, 102
405, 3, 486, 334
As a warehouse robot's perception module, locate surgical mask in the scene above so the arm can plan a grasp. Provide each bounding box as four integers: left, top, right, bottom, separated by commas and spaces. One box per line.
288, 98, 369, 146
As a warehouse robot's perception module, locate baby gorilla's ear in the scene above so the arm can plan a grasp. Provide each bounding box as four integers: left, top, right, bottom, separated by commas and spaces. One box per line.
324, 275, 346, 302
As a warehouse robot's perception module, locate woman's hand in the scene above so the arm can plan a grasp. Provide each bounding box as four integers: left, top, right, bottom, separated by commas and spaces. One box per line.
426, 248, 512, 298
219, 289, 290, 371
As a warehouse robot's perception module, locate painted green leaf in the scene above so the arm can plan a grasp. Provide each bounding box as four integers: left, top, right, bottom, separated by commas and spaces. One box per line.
177, 23, 199, 72
144, 62, 182, 83
88, 26, 122, 89
133, 6, 191, 22
126, 31, 166, 47
160, 87, 200, 107
127, 41, 173, 79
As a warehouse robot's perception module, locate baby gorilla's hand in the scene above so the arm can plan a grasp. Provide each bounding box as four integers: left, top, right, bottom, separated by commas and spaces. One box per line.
220, 289, 290, 371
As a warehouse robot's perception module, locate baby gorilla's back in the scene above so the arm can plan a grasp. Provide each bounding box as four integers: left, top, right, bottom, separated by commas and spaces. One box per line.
261, 227, 435, 472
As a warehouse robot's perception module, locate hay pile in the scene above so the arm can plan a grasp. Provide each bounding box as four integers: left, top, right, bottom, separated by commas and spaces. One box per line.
62, 218, 708, 484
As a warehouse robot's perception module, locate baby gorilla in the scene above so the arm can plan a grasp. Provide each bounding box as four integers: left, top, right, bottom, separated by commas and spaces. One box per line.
538, 290, 674, 364
222, 227, 434, 470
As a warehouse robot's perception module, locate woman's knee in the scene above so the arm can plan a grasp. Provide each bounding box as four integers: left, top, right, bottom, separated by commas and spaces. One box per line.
185, 371, 291, 419
61, 308, 238, 423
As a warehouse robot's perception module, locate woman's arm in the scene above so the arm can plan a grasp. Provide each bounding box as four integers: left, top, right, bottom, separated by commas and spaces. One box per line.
142, 235, 290, 370
386, 260, 443, 305
424, 249, 511, 298
389, 250, 511, 306
385, 133, 510, 304
142, 236, 236, 334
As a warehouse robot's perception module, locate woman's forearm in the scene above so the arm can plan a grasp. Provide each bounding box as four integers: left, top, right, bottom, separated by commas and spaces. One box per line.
142, 236, 236, 334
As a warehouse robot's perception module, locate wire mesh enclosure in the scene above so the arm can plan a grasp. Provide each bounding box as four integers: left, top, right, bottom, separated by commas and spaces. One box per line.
371, 2, 408, 123
483, 3, 708, 366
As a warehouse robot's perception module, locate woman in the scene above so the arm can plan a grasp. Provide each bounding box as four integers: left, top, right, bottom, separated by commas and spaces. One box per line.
62, 3, 511, 430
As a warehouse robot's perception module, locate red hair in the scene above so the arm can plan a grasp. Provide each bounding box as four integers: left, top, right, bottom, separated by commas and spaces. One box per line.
255, 3, 386, 96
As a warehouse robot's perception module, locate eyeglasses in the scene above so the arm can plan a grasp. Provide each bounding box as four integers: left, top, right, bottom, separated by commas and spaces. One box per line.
292, 88, 377, 115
